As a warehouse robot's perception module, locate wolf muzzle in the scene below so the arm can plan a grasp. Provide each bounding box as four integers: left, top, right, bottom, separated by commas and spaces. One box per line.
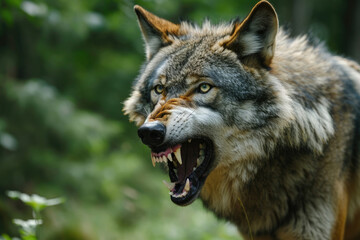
137, 121, 166, 147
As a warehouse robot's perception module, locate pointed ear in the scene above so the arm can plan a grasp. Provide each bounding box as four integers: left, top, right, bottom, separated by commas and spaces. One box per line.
222, 0, 278, 67
134, 5, 180, 60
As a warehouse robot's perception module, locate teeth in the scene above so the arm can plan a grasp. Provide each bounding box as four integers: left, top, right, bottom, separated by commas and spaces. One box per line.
171, 191, 188, 198
199, 143, 204, 149
199, 149, 205, 156
180, 191, 187, 197
163, 180, 175, 191
188, 139, 192, 143
197, 158, 201, 167
151, 155, 156, 167
174, 148, 182, 165
167, 153, 173, 162
162, 155, 167, 163
184, 178, 190, 192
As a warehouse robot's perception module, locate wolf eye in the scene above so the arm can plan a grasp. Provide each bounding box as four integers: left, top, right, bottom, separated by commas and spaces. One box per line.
154, 84, 164, 94
198, 83, 212, 94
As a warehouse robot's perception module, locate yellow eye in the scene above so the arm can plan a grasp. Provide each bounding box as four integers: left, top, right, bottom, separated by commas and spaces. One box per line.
198, 83, 212, 93
154, 84, 164, 94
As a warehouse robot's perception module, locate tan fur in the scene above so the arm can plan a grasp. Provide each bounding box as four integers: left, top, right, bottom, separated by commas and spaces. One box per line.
331, 180, 348, 240
345, 210, 360, 240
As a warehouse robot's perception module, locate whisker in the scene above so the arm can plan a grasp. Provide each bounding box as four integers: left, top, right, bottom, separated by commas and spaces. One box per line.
238, 197, 253, 240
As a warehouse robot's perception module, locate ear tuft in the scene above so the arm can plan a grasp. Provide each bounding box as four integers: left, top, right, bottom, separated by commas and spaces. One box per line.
134, 5, 180, 60
223, 0, 278, 67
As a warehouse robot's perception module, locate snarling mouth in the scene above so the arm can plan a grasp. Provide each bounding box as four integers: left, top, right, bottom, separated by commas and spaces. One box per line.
151, 138, 213, 206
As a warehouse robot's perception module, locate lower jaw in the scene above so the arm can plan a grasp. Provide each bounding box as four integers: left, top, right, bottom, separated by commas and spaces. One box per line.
170, 173, 203, 206
170, 178, 203, 206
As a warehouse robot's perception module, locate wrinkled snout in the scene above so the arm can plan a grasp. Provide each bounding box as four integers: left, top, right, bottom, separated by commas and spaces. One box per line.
137, 121, 166, 147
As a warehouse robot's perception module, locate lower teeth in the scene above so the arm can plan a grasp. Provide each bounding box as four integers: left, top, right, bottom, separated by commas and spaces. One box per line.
170, 190, 188, 198
169, 178, 190, 198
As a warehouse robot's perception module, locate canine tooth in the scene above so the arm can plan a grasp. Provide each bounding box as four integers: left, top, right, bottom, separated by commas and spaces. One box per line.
167, 153, 173, 162
184, 178, 190, 192
152, 156, 155, 167
163, 180, 175, 191
188, 139, 192, 143
174, 148, 182, 165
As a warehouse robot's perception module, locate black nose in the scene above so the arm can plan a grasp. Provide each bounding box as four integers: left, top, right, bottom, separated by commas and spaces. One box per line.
138, 121, 166, 147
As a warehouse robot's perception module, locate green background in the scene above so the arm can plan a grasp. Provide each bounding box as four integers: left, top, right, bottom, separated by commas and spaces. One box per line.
0, 0, 359, 239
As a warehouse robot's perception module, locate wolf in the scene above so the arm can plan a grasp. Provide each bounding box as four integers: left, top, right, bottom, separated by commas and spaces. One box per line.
123, 1, 360, 239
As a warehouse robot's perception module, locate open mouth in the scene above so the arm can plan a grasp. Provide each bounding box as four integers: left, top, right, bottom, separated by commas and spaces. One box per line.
150, 138, 213, 206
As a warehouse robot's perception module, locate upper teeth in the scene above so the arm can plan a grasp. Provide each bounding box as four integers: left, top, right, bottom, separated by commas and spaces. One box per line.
151, 155, 168, 167
174, 148, 182, 165
151, 148, 181, 167
151, 142, 205, 168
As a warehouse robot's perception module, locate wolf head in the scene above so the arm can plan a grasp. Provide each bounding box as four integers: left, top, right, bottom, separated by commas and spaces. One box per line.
124, 1, 320, 206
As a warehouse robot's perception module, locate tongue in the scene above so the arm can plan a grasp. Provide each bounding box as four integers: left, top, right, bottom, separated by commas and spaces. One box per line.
176, 140, 200, 183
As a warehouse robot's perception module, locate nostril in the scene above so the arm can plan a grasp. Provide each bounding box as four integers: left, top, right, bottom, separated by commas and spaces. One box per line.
137, 121, 166, 147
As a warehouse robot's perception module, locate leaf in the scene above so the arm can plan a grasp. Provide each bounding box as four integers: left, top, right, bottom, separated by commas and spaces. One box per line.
7, 191, 65, 212
13, 219, 41, 239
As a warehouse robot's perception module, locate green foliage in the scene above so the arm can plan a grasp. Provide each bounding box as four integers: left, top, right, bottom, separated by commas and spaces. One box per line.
2, 192, 63, 240
13, 219, 41, 240
7, 191, 64, 213
0, 0, 357, 239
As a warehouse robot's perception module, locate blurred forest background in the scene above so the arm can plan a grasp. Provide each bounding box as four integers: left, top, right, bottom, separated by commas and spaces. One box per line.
0, 0, 359, 239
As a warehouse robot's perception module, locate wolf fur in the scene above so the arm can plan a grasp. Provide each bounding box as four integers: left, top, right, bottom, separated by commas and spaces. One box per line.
123, 1, 360, 239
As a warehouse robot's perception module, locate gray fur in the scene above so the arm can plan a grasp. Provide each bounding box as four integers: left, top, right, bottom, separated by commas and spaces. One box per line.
124, 1, 360, 239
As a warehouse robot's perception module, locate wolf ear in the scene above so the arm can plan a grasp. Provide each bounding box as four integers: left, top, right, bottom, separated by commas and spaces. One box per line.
223, 0, 278, 67
134, 5, 180, 60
